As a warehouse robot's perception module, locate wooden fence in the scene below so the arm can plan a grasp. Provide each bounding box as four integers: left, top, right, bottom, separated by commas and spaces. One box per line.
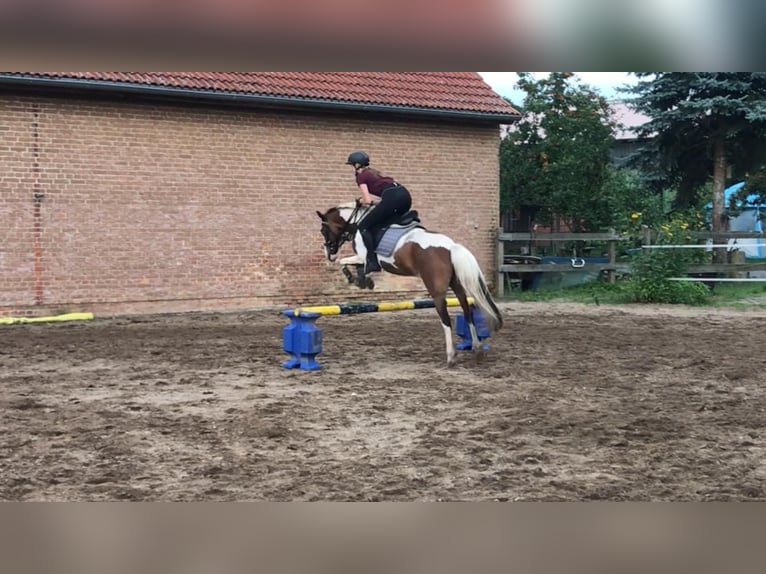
496, 228, 766, 297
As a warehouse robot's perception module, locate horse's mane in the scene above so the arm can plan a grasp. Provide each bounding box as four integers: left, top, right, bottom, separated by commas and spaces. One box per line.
328, 201, 373, 222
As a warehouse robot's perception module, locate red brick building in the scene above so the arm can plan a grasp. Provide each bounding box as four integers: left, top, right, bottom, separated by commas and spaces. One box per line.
0, 72, 519, 317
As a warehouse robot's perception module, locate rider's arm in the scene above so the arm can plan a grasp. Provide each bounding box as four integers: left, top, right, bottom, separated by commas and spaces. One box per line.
357, 183, 379, 205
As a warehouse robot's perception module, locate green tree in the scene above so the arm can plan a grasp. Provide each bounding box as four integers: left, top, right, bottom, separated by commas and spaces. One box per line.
600, 167, 666, 234
625, 73, 766, 237
499, 72, 617, 231
739, 167, 766, 206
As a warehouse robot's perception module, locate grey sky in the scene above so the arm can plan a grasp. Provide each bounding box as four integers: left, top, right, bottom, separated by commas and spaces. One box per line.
479, 72, 638, 102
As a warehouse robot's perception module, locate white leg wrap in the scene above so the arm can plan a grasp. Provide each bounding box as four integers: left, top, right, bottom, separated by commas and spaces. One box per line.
442, 323, 456, 365
339, 254, 364, 265
469, 323, 480, 350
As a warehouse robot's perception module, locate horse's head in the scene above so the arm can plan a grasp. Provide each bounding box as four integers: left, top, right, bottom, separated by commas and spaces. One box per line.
317, 202, 370, 261
316, 207, 350, 262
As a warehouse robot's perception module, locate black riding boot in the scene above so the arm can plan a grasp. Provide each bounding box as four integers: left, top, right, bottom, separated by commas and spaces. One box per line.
360, 229, 381, 273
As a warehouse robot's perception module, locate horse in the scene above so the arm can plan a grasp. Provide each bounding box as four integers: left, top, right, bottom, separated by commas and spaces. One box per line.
316, 201, 504, 367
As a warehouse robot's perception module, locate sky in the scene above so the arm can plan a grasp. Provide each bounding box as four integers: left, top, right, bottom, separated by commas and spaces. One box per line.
478, 72, 638, 103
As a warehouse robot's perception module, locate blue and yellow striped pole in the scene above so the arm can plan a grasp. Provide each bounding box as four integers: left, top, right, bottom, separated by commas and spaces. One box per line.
288, 297, 473, 317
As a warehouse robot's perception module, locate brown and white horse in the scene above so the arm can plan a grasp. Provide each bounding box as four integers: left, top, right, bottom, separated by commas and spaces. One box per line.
317, 202, 503, 366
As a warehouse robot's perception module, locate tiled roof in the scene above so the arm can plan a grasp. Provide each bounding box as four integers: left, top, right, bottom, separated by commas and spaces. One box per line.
0, 72, 520, 119
609, 100, 651, 140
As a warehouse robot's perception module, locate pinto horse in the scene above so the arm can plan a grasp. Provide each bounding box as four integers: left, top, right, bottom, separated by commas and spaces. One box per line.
317, 201, 503, 366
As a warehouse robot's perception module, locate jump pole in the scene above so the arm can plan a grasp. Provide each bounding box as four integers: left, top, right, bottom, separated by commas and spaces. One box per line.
282, 297, 490, 371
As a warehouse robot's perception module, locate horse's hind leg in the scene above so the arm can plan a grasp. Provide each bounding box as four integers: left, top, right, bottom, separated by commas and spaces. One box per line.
451, 276, 485, 363
432, 294, 457, 368
419, 254, 457, 367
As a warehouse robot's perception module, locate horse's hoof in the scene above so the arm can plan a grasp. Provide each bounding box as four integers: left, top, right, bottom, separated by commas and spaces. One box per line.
447, 356, 457, 368
351, 277, 373, 290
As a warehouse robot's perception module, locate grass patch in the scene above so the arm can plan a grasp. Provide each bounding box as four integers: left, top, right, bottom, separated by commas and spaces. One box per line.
501, 278, 766, 308
705, 282, 766, 308
502, 281, 633, 305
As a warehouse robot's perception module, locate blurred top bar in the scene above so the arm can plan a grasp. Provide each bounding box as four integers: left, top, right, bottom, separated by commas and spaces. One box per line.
0, 0, 529, 69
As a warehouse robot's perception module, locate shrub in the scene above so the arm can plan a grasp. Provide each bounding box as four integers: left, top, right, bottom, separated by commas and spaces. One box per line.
628, 266, 710, 304
625, 211, 711, 305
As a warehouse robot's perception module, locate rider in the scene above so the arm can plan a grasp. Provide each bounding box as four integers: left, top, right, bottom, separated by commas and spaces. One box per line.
346, 151, 412, 274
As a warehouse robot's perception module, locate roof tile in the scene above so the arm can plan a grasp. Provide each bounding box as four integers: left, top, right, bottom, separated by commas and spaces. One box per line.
4, 72, 519, 116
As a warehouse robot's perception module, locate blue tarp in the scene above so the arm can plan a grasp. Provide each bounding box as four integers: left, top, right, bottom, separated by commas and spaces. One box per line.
705, 182, 765, 258
705, 181, 765, 209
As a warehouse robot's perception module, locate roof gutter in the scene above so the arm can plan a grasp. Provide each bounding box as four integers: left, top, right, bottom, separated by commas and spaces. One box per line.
0, 75, 520, 124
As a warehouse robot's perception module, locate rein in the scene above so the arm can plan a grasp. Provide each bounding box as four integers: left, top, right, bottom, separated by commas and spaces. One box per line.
339, 203, 364, 245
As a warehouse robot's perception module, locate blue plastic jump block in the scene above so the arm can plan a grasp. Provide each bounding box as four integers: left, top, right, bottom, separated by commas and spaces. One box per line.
455, 307, 491, 351
282, 310, 323, 371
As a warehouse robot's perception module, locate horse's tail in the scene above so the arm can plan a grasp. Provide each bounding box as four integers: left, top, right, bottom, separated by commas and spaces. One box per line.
449, 243, 503, 332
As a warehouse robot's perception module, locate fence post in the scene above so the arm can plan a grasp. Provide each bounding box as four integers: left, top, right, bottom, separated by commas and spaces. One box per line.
607, 229, 617, 284
496, 227, 505, 298
641, 225, 652, 253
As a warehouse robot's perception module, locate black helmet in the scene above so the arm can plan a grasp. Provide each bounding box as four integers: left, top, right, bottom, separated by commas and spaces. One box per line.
346, 151, 370, 166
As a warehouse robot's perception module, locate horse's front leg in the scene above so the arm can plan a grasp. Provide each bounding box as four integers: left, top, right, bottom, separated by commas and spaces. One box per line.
339, 233, 374, 289
340, 264, 374, 290
341, 265, 355, 284
355, 265, 374, 290
434, 295, 456, 367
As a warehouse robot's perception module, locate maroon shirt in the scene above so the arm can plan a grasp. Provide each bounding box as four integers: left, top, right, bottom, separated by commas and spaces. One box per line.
356, 168, 396, 197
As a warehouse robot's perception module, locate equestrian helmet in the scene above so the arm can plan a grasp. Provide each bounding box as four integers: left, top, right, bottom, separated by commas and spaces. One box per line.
346, 151, 370, 166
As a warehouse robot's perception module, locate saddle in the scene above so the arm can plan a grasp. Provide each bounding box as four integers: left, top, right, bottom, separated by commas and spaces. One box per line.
392, 210, 420, 227
371, 210, 423, 257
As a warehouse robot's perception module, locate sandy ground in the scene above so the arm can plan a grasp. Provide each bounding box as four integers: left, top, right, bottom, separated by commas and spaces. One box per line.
1, 301, 765, 501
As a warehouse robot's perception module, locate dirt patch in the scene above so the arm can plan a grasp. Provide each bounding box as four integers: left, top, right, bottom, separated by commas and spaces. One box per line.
2, 302, 765, 500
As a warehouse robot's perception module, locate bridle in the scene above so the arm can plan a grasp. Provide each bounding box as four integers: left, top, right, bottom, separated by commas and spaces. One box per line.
321, 202, 366, 259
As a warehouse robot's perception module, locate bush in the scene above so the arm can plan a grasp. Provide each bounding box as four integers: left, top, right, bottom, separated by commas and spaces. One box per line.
627, 272, 710, 305
625, 211, 711, 305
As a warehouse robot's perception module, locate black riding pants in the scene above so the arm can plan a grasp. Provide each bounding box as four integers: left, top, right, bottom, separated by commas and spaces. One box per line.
357, 184, 411, 271
357, 184, 412, 234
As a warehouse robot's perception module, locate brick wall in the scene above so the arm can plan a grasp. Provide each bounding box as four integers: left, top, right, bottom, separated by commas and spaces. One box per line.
0, 94, 501, 317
